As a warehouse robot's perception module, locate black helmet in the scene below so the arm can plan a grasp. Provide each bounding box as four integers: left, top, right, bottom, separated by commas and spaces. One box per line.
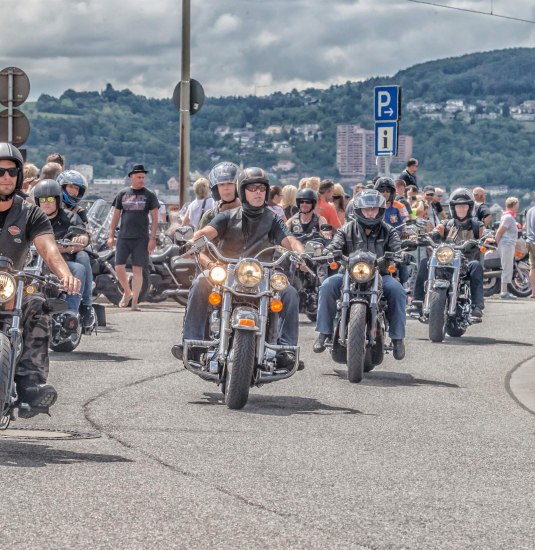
239, 167, 270, 203
0, 142, 24, 201
374, 176, 396, 202
296, 188, 318, 209
33, 179, 62, 212
354, 189, 386, 228
449, 187, 474, 219
207, 162, 241, 201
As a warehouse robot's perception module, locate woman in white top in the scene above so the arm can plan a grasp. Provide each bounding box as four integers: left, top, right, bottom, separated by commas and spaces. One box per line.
495, 196, 520, 300
181, 177, 214, 230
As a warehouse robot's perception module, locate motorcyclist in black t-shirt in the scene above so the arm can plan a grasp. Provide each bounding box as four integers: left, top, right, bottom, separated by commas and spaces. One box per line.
0, 143, 80, 415
172, 167, 305, 367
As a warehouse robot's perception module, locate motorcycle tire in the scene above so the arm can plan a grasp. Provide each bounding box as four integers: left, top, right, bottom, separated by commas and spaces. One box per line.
104, 267, 150, 306
369, 320, 385, 368
364, 349, 375, 373
428, 288, 448, 343
224, 329, 255, 410
50, 324, 83, 353
508, 264, 532, 298
347, 303, 367, 383
446, 322, 466, 338
0, 333, 11, 419
331, 322, 347, 364
483, 276, 500, 298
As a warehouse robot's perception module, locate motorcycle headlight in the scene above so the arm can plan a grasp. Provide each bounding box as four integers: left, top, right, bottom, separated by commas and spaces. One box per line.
350, 262, 375, 282
235, 260, 264, 288
270, 273, 288, 291
436, 245, 455, 265
0, 272, 16, 303
209, 265, 227, 284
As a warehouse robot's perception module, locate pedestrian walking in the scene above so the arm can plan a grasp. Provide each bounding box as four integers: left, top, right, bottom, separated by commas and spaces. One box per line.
495, 196, 520, 300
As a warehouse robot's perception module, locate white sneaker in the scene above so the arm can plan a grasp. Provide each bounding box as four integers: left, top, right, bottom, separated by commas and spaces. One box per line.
500, 292, 517, 300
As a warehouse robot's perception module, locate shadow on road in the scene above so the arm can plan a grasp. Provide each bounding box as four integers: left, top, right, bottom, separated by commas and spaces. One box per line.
50, 351, 140, 363
190, 393, 362, 416
325, 369, 460, 389
0, 442, 133, 468
425, 336, 533, 347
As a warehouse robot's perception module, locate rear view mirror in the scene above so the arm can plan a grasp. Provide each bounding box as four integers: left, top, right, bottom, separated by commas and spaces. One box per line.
305, 241, 324, 257
175, 226, 194, 242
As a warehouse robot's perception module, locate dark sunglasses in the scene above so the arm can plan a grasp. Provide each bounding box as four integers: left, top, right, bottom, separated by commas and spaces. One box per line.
245, 184, 267, 193
425, 193, 435, 197
0, 167, 20, 177
299, 200, 313, 205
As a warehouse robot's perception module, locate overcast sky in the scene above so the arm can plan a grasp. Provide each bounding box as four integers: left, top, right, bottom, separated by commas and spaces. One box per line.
2, 0, 535, 100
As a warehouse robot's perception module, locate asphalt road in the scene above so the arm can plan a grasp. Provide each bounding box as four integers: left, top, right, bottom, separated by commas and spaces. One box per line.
1, 298, 534, 549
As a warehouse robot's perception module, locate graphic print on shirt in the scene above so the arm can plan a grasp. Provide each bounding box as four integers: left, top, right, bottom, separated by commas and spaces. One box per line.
122, 194, 147, 211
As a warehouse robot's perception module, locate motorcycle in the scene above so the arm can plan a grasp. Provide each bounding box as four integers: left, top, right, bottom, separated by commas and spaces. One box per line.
145, 226, 196, 306
307, 243, 409, 384
415, 235, 487, 342
0, 256, 70, 428
483, 243, 531, 298
180, 236, 301, 410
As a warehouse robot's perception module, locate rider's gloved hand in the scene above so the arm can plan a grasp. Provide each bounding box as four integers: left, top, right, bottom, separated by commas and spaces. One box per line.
401, 252, 413, 265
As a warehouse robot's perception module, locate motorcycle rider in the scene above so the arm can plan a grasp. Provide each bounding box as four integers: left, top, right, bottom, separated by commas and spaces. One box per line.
412, 187, 487, 318
172, 167, 305, 368
0, 144, 80, 414
198, 162, 242, 230
286, 188, 328, 239
34, 179, 89, 318
313, 189, 408, 360
57, 170, 95, 327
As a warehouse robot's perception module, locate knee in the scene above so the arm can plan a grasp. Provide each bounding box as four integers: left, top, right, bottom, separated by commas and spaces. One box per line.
281, 285, 298, 304
469, 261, 483, 277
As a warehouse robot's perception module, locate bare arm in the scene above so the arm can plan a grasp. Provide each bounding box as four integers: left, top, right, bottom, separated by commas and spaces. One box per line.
482, 214, 493, 228
107, 208, 121, 248
148, 208, 159, 253
34, 233, 80, 294
281, 235, 304, 254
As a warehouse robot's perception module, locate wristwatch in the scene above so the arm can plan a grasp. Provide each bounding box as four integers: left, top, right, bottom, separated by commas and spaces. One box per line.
149, 236, 156, 241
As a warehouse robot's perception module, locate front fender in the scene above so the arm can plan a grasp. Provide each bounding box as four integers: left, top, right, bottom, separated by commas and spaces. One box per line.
231, 306, 259, 331
432, 279, 450, 289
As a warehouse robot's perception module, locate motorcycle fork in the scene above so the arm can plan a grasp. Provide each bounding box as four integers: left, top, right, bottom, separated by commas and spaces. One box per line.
217, 290, 233, 364
447, 257, 461, 316
7, 282, 25, 406
423, 259, 437, 314
367, 273, 380, 348
256, 294, 270, 361
338, 270, 351, 344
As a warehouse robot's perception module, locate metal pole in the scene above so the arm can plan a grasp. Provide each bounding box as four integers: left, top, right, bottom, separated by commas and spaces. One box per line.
179, 0, 191, 207
7, 67, 13, 143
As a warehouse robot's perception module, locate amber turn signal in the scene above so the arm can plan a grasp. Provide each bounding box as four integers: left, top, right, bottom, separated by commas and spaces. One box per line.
238, 318, 255, 327
387, 264, 396, 274
208, 291, 222, 306
329, 262, 338, 270
270, 299, 283, 313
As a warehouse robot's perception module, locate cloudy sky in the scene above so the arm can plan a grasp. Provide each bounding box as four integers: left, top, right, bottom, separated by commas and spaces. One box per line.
2, 0, 535, 100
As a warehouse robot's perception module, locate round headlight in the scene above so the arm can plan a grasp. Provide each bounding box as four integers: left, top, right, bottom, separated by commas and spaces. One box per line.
350, 262, 374, 282
436, 245, 455, 264
209, 265, 227, 284
270, 273, 288, 291
0, 272, 16, 303
235, 260, 263, 287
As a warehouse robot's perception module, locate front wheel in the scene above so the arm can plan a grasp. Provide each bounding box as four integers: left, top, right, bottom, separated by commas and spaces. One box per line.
428, 288, 448, 343
483, 276, 500, 297
508, 263, 532, 297
224, 330, 256, 410
347, 303, 367, 383
0, 333, 12, 420
50, 324, 83, 352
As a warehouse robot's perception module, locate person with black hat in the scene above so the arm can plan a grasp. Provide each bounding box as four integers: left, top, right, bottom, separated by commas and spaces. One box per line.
172, 166, 305, 369
107, 164, 160, 311
0, 143, 80, 416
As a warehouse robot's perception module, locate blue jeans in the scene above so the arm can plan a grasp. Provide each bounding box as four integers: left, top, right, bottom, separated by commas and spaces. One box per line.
315, 273, 407, 340
73, 250, 93, 306
66, 261, 85, 312
182, 273, 299, 346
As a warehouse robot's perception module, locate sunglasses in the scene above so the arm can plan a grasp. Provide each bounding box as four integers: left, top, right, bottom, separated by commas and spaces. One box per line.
0, 167, 20, 177
425, 193, 435, 197
38, 196, 56, 203
299, 200, 313, 205
245, 184, 267, 193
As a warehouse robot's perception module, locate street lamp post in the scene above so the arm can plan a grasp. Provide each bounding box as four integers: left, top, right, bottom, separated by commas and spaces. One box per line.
179, 0, 191, 207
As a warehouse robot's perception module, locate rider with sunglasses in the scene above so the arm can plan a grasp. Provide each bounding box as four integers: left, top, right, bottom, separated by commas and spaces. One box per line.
0, 143, 80, 416
286, 188, 327, 239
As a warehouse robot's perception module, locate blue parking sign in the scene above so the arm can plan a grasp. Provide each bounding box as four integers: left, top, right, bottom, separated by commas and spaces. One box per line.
374, 86, 401, 121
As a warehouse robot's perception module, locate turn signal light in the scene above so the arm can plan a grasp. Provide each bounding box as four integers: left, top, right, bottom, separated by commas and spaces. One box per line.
387, 264, 396, 274
208, 291, 222, 306
238, 318, 255, 327
25, 284, 37, 295
514, 250, 524, 258
480, 246, 487, 253
329, 262, 339, 270
270, 299, 283, 313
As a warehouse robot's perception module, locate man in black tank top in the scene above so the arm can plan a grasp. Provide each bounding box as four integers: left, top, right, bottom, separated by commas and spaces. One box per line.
286, 188, 328, 241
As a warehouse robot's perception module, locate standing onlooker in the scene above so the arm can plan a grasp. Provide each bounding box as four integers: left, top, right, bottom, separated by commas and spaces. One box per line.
345, 183, 365, 222
399, 158, 419, 191
416, 186, 441, 230
495, 197, 520, 300
394, 178, 412, 219
267, 185, 285, 220
181, 177, 214, 230
46, 153, 65, 169
315, 180, 341, 228
304, 177, 320, 193
22, 163, 39, 195
281, 185, 298, 219
525, 203, 535, 299
331, 183, 347, 226
473, 187, 493, 227
107, 164, 160, 311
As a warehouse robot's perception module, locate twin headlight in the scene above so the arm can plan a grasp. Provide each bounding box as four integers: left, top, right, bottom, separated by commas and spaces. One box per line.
350, 262, 375, 282
0, 272, 16, 303
436, 245, 455, 264
209, 261, 288, 291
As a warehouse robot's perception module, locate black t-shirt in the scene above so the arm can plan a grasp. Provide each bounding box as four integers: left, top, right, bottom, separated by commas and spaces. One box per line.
49, 209, 85, 240
112, 187, 159, 239
0, 204, 52, 243
475, 202, 491, 222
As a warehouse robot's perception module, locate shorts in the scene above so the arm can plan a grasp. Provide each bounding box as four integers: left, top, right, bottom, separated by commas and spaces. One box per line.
115, 237, 149, 267
527, 242, 535, 270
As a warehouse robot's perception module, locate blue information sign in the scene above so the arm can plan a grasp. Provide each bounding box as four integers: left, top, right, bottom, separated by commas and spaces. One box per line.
374, 121, 398, 156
